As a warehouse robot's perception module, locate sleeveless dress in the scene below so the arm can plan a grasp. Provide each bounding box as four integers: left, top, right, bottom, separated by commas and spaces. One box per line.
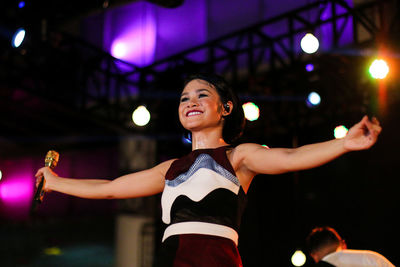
157, 146, 247, 267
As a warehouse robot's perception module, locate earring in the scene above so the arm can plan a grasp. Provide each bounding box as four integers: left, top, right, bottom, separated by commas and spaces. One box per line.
224, 103, 230, 113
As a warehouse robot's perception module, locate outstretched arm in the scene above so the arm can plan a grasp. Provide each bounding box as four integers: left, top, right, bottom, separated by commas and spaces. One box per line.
235, 116, 381, 176
35, 159, 175, 199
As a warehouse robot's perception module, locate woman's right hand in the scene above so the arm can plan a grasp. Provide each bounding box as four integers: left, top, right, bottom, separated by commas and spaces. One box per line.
35, 167, 59, 193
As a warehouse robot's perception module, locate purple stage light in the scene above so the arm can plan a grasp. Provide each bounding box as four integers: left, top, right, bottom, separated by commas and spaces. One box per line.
305, 63, 314, 72
111, 42, 128, 58
102, 0, 208, 66
0, 179, 32, 204
109, 2, 157, 67
0, 162, 34, 220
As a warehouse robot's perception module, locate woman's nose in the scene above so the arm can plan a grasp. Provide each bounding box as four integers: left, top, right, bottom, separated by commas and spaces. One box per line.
187, 99, 199, 107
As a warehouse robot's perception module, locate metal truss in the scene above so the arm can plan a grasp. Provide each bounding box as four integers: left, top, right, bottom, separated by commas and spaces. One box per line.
78, 0, 396, 123
1, 0, 397, 141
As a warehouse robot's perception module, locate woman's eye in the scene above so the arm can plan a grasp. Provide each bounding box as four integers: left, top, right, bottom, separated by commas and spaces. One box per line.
180, 97, 189, 102
198, 94, 208, 98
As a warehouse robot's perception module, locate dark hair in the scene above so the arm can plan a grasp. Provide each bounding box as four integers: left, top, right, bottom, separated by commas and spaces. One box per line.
306, 226, 342, 254
183, 73, 245, 144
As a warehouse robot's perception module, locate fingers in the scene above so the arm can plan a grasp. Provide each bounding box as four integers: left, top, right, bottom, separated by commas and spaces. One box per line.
35, 166, 54, 178
34, 167, 52, 191
362, 115, 369, 122
35, 167, 46, 178
365, 116, 382, 136
35, 168, 44, 189
35, 173, 44, 189
372, 116, 380, 125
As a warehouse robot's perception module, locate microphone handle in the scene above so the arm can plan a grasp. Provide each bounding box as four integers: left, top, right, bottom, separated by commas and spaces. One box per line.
33, 176, 45, 203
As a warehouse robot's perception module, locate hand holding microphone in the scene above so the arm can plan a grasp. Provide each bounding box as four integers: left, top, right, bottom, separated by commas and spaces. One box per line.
33, 150, 60, 204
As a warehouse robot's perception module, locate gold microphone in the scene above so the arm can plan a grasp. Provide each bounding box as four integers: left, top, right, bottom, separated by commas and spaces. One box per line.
33, 150, 60, 204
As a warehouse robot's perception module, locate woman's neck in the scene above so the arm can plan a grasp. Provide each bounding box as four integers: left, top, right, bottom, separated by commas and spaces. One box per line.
190, 129, 228, 150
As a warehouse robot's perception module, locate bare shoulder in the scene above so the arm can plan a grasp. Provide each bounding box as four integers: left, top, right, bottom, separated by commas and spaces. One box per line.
234, 143, 263, 151
231, 143, 266, 158
228, 143, 265, 168
228, 143, 266, 192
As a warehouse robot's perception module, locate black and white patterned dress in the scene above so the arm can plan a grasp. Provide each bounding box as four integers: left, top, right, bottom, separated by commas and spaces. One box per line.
158, 146, 247, 267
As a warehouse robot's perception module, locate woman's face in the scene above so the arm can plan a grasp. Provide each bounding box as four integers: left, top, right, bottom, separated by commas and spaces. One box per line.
179, 79, 225, 132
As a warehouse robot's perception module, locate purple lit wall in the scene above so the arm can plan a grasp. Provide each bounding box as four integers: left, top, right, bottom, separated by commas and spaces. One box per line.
83, 0, 354, 66
154, 0, 207, 61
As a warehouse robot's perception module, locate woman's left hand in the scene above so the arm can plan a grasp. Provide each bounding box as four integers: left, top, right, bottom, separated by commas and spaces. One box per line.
343, 115, 382, 151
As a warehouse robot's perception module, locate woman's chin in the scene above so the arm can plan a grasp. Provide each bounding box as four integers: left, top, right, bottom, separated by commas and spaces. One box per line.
181, 121, 202, 132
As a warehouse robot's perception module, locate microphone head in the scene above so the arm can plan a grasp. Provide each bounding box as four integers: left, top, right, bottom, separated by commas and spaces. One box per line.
44, 150, 59, 169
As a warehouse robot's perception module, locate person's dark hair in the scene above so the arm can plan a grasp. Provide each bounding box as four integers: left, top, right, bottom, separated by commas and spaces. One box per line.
306, 226, 342, 254
183, 73, 245, 144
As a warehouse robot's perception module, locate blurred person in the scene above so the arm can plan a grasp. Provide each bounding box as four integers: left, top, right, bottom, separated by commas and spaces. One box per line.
306, 226, 395, 267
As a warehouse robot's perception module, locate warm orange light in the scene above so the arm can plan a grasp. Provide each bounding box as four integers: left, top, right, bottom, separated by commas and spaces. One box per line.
369, 59, 389, 79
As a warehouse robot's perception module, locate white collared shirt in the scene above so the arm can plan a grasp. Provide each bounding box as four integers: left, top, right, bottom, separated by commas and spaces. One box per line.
322, 249, 395, 267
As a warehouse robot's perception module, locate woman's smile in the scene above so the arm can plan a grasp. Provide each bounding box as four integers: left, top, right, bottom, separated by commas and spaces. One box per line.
186, 110, 204, 117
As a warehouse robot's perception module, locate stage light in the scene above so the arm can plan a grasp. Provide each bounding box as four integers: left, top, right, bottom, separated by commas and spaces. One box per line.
305, 63, 314, 72
11, 28, 26, 48
111, 42, 127, 59
0, 163, 35, 220
369, 59, 389, 79
0, 170, 2, 181
306, 92, 321, 107
0, 179, 32, 204
18, 1, 26, 8
300, 33, 319, 54
44, 247, 62, 256
182, 133, 192, 145
242, 102, 260, 121
291, 250, 306, 266
108, 2, 157, 67
132, 105, 151, 126
334, 125, 348, 139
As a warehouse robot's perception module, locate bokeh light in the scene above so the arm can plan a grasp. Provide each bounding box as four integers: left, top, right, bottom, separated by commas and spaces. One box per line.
369, 59, 389, 79
11, 28, 26, 48
306, 91, 321, 107
44, 247, 62, 256
0, 180, 32, 203
300, 33, 319, 54
242, 102, 260, 121
291, 250, 306, 266
334, 125, 348, 139
132, 105, 151, 126
182, 133, 192, 145
305, 63, 314, 72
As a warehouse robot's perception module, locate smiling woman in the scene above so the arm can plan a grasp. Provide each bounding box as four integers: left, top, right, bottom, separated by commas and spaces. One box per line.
180, 74, 245, 146
35, 73, 381, 267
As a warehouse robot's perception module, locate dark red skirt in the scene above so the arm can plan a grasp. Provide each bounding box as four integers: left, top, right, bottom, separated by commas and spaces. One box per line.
156, 234, 243, 267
